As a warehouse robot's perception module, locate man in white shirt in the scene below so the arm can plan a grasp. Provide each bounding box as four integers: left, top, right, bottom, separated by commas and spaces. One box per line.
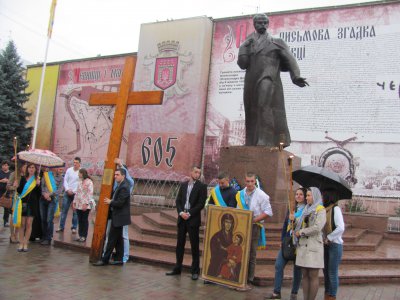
56, 157, 81, 233
239, 172, 273, 284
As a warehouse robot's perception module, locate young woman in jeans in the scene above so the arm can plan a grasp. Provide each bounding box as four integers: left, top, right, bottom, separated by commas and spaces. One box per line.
72, 169, 93, 242
322, 189, 345, 300
266, 187, 307, 300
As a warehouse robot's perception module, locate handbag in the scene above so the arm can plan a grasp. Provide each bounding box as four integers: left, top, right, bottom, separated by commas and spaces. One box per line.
281, 235, 296, 261
0, 191, 12, 209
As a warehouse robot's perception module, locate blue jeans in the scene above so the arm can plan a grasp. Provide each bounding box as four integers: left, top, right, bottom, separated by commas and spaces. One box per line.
39, 197, 56, 241
273, 248, 302, 294
59, 193, 78, 230
324, 243, 343, 297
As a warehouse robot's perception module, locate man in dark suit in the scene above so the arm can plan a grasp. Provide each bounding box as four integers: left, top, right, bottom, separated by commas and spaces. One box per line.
93, 168, 131, 266
166, 166, 207, 280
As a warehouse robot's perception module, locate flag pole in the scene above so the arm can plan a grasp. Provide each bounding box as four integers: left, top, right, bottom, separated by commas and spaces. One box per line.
32, 0, 57, 149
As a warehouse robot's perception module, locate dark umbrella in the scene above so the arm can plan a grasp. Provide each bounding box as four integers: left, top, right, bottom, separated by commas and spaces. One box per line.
292, 165, 352, 200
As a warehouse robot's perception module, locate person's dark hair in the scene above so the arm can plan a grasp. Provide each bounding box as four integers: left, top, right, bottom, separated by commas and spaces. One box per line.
221, 213, 235, 232
217, 171, 229, 180
25, 163, 38, 178
79, 168, 91, 180
245, 172, 256, 179
234, 233, 244, 245
296, 187, 307, 199
116, 168, 126, 177
1, 160, 9, 166
322, 188, 340, 206
74, 157, 81, 163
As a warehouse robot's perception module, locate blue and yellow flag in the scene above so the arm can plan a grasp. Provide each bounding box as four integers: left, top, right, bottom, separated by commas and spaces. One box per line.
43, 171, 60, 217
13, 176, 36, 228
47, 0, 57, 38
210, 186, 227, 207
236, 189, 267, 250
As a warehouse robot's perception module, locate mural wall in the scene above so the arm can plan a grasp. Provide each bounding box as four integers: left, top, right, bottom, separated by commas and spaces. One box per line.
52, 56, 129, 174
129, 16, 213, 181
26, 2, 400, 198
204, 2, 400, 197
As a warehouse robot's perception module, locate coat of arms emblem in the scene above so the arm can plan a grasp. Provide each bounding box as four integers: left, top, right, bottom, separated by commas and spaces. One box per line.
142, 40, 193, 100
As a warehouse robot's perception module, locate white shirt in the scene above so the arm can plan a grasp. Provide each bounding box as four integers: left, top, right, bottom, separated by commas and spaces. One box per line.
63, 167, 80, 193
240, 187, 273, 222
327, 206, 345, 244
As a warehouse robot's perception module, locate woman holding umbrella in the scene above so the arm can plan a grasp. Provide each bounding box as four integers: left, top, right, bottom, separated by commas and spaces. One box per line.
294, 187, 326, 300
15, 163, 41, 252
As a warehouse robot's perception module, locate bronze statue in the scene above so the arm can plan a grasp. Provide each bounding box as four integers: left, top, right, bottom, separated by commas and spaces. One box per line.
238, 14, 308, 147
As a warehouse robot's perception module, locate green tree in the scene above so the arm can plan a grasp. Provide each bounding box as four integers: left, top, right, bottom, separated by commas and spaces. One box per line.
0, 40, 32, 162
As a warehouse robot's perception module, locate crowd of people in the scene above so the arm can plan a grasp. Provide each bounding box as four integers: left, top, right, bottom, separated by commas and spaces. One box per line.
1, 157, 345, 300
1, 156, 132, 264
165, 168, 344, 300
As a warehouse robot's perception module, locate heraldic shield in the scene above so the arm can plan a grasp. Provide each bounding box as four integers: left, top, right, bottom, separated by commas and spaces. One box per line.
154, 57, 178, 90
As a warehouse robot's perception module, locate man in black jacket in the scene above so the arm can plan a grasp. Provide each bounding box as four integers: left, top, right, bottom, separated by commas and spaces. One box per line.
93, 168, 131, 266
166, 166, 207, 280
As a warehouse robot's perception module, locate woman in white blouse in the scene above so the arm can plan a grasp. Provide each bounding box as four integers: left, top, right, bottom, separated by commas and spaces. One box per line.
72, 169, 93, 242
322, 189, 345, 300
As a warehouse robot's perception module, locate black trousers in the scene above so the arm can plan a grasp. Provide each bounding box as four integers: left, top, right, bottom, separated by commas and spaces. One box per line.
102, 223, 123, 263
3, 207, 10, 223
76, 209, 90, 238
175, 220, 200, 274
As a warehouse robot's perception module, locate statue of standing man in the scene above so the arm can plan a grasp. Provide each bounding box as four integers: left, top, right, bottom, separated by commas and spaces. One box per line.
238, 14, 308, 148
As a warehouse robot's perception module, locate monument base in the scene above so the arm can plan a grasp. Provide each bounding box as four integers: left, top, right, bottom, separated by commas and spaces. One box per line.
219, 146, 301, 223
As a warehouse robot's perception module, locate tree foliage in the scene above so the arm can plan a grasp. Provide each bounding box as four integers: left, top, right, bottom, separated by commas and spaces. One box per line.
0, 40, 32, 162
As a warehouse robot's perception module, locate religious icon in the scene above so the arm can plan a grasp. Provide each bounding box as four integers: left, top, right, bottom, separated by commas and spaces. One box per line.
201, 205, 253, 289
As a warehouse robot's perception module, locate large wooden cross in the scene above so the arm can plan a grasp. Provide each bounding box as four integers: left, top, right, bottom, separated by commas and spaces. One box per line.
88, 56, 163, 262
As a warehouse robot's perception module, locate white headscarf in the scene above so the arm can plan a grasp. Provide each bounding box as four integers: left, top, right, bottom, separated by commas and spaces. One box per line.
294, 187, 323, 243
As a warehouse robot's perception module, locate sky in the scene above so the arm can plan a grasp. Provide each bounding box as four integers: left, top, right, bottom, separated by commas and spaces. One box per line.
0, 0, 379, 65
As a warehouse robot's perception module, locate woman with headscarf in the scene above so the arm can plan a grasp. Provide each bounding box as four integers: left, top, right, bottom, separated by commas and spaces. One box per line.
294, 187, 326, 300
322, 189, 345, 300
266, 187, 307, 300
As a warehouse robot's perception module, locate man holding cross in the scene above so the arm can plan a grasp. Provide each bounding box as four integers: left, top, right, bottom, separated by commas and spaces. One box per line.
93, 168, 131, 266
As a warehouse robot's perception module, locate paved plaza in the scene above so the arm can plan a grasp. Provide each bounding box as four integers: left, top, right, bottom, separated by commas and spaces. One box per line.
0, 224, 400, 300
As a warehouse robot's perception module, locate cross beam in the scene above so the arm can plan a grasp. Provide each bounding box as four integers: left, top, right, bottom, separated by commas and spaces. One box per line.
88, 56, 163, 262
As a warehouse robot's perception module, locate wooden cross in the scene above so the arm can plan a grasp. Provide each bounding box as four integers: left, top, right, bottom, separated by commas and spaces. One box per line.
88, 56, 163, 262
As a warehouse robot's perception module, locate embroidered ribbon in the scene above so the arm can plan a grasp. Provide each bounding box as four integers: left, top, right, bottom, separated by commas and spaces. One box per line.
210, 186, 227, 207
236, 190, 266, 249
13, 176, 36, 228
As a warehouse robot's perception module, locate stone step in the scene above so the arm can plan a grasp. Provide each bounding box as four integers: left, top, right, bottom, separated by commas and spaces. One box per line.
142, 212, 177, 231
130, 245, 400, 286
342, 227, 367, 243
132, 214, 383, 252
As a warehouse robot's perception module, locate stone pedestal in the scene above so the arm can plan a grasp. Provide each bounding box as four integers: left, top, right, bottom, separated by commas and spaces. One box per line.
219, 146, 301, 223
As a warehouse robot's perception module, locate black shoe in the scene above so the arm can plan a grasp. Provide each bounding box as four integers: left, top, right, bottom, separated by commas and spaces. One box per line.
265, 293, 281, 300
40, 240, 51, 246
204, 280, 215, 285
191, 273, 199, 280
166, 269, 181, 276
109, 261, 124, 265
56, 228, 64, 233
92, 261, 107, 266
